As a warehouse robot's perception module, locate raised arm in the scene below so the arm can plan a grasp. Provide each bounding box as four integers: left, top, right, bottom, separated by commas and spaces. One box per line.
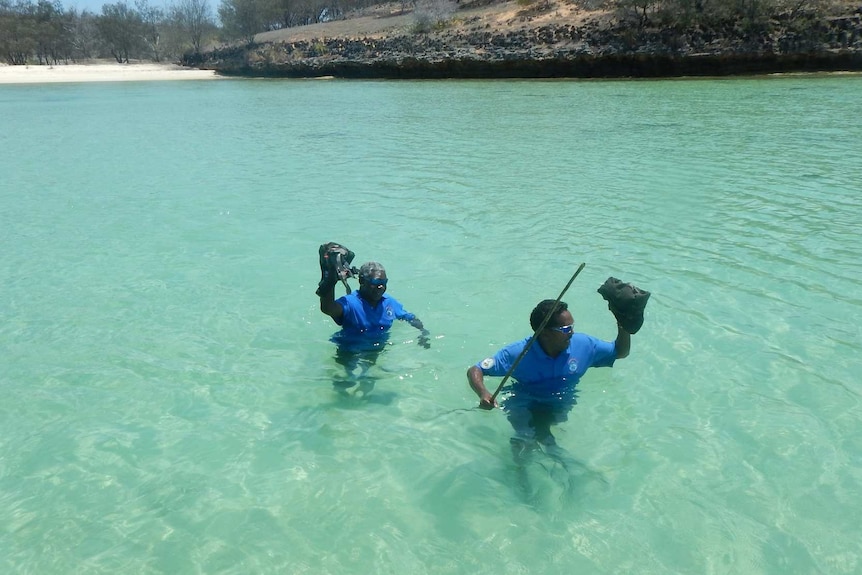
315, 241, 355, 323
318, 284, 344, 323
615, 321, 631, 359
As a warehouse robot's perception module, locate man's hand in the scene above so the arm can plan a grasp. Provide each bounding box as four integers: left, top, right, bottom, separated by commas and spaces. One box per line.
316, 242, 356, 296
467, 365, 497, 410
478, 393, 498, 410
597, 277, 650, 335
417, 329, 431, 349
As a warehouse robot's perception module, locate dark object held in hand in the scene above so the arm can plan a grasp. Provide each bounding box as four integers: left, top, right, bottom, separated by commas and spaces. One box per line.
597, 277, 651, 334
316, 242, 358, 296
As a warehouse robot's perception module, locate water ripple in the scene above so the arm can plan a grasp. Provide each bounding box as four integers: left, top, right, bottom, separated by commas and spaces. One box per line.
2, 76, 862, 574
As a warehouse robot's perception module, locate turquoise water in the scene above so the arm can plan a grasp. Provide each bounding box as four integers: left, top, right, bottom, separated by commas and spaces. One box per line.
2, 75, 862, 574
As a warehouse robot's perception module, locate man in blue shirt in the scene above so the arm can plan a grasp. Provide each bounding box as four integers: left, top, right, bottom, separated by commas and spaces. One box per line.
319, 261, 429, 391
467, 299, 630, 453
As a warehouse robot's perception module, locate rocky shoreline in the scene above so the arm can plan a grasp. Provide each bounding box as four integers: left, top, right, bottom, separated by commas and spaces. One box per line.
186, 7, 862, 79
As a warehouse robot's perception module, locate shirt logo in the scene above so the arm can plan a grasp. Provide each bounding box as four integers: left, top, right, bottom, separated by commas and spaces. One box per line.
567, 358, 579, 373
385, 306, 394, 319
480, 358, 495, 370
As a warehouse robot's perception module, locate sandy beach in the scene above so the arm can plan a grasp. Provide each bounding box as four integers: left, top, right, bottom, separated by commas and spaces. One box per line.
0, 62, 219, 85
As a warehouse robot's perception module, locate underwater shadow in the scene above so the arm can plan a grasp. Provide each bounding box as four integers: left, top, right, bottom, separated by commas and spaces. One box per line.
322, 347, 401, 408
509, 441, 610, 510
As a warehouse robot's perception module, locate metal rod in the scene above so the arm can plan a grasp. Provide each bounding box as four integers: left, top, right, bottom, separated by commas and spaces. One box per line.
490, 263, 586, 402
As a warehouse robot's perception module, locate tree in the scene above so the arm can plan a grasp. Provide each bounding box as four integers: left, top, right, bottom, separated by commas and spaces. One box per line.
33, 0, 71, 64
68, 9, 103, 60
1, 0, 37, 64
614, 0, 661, 27
169, 0, 212, 53
412, 0, 455, 33
96, 2, 144, 62
218, 0, 264, 43
136, 0, 164, 61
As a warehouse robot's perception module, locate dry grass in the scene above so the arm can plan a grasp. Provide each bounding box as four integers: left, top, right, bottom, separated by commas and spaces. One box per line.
254, 0, 603, 43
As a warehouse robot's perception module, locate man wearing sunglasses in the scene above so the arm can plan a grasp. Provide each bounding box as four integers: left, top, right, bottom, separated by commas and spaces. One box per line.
467, 299, 630, 452
319, 261, 429, 390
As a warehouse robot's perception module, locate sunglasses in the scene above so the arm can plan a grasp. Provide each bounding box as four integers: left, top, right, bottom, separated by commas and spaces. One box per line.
365, 277, 388, 287
549, 324, 574, 335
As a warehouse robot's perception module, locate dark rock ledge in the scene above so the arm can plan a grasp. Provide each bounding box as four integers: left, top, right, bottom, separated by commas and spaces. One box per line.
186, 12, 862, 79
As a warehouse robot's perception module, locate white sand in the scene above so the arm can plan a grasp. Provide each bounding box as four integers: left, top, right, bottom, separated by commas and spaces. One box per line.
0, 62, 219, 85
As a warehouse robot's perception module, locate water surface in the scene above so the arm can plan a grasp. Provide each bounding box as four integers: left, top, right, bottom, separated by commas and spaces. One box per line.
2, 75, 862, 574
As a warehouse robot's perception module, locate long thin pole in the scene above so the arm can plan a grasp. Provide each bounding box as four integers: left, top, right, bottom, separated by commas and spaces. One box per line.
490, 263, 586, 402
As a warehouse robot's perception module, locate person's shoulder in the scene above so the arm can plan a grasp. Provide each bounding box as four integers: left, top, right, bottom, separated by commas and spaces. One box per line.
569, 332, 602, 348
505, 337, 531, 355
337, 291, 358, 305
382, 293, 404, 307
570, 332, 613, 353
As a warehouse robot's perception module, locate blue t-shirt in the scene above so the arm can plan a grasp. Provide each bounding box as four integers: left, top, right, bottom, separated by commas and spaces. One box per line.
331, 292, 415, 352
475, 333, 617, 404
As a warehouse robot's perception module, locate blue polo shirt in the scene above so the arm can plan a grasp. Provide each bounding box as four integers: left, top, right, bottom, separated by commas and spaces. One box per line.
476, 334, 617, 403
330, 292, 416, 352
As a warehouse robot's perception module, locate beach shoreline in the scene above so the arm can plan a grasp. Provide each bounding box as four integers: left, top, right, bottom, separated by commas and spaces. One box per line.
0, 61, 218, 85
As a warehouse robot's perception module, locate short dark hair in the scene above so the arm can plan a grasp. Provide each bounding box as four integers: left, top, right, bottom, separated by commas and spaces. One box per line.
530, 299, 569, 331
359, 262, 385, 280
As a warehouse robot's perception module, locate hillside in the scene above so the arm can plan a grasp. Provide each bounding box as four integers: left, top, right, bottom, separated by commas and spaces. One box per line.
252, 2, 601, 43
188, 0, 862, 79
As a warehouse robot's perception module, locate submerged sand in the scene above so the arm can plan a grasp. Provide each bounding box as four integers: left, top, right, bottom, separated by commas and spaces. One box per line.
0, 62, 219, 85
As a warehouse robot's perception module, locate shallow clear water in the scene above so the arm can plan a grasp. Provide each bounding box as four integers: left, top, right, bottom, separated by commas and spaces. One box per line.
2, 75, 862, 574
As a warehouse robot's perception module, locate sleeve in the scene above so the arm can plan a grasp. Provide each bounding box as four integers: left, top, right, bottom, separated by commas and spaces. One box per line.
589, 336, 617, 368
475, 342, 520, 377
391, 298, 416, 322
333, 295, 350, 326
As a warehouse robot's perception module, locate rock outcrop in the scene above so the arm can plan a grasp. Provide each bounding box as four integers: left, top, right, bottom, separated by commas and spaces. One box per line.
185, 6, 862, 78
